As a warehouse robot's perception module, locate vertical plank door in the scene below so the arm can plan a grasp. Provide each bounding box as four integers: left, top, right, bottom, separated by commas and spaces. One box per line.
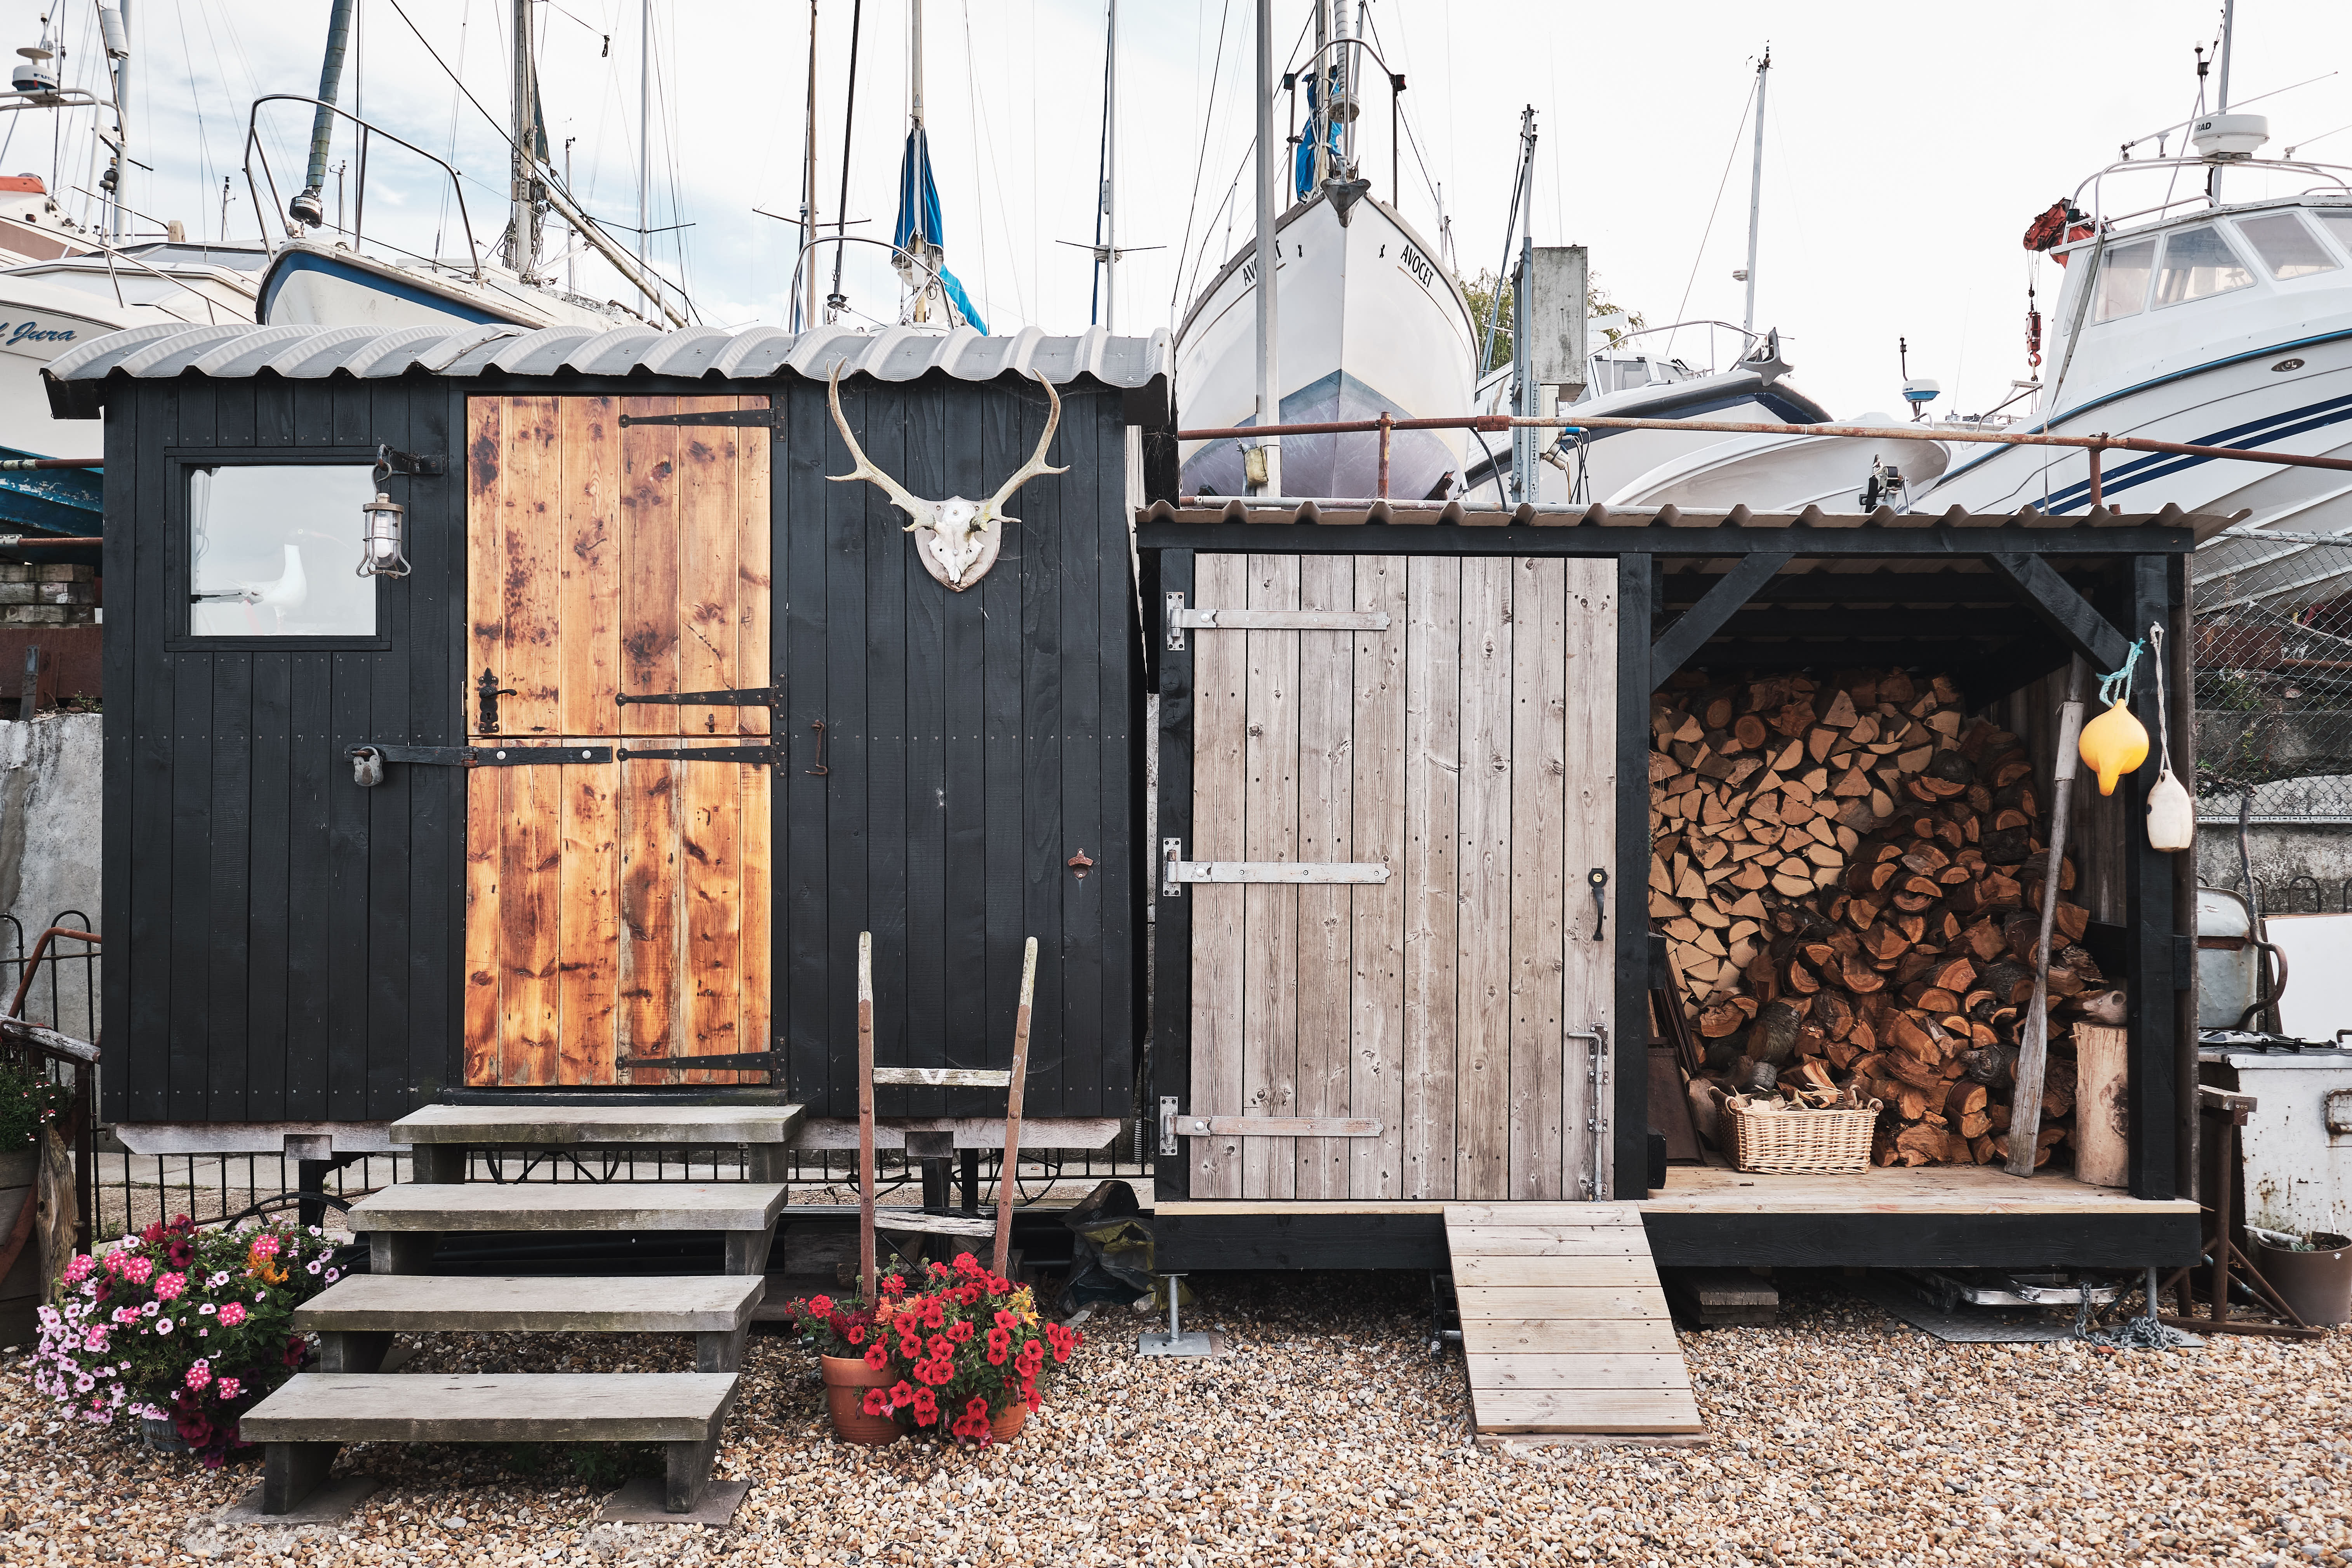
463, 395, 772, 1086
1185, 553, 1617, 1201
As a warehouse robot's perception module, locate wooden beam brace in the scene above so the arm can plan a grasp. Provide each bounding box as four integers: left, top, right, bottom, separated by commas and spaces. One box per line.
1985, 553, 2132, 672
1650, 553, 1787, 688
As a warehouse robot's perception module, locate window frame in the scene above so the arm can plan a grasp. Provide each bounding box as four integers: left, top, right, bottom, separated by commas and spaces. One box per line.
2091, 236, 2160, 323
163, 448, 392, 653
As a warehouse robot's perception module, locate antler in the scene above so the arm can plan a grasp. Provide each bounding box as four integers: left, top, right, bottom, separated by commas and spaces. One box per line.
825, 363, 932, 524
977, 372, 1071, 522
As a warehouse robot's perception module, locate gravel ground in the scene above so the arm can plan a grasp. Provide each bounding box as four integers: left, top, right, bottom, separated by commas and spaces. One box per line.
0, 1272, 2346, 1567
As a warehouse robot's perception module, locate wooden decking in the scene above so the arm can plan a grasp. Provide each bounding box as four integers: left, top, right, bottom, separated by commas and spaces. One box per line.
1445, 1203, 1704, 1437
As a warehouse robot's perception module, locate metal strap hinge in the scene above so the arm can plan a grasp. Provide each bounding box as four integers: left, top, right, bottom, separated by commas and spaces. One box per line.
1174, 1116, 1383, 1138
614, 744, 776, 763
1163, 589, 1389, 650
615, 406, 774, 429
616, 685, 777, 708
615, 1051, 778, 1074
1160, 838, 1388, 897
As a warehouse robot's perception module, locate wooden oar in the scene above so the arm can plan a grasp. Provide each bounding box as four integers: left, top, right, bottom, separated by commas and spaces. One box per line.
991, 938, 1039, 1279
857, 931, 877, 1300
2008, 659, 2087, 1178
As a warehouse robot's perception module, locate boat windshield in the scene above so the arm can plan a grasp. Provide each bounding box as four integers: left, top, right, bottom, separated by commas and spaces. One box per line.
2312, 208, 2352, 259
2093, 238, 2156, 321
2234, 211, 2339, 279
2152, 224, 2253, 308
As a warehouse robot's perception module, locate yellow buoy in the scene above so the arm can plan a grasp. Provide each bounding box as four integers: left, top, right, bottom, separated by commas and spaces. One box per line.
2077, 698, 2149, 796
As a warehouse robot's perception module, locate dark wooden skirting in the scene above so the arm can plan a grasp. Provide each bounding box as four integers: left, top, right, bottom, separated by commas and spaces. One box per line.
1136, 523, 2198, 558
1150, 1210, 2202, 1272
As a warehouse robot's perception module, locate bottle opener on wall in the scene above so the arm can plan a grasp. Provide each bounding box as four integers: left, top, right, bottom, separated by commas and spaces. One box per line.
825, 363, 1068, 592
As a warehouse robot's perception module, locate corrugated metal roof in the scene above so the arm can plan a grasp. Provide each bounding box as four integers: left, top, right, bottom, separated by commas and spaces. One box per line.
44, 321, 1172, 391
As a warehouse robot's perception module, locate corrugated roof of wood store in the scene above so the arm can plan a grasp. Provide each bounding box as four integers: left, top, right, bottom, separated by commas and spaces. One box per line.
42, 321, 1173, 418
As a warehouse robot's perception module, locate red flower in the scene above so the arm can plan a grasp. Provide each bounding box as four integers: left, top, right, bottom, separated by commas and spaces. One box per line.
864, 1343, 888, 1371
928, 1335, 951, 1359
862, 1388, 889, 1416
281, 1336, 308, 1368
845, 1323, 867, 1345
953, 1282, 982, 1306
927, 1260, 951, 1279
993, 1309, 1019, 1330
880, 1274, 906, 1297
808, 1294, 835, 1316
986, 1326, 1012, 1365
1023, 1384, 1043, 1413
920, 1297, 946, 1330
985, 1274, 1010, 1295
899, 1334, 923, 1359
911, 1387, 939, 1425
953, 1252, 984, 1279
946, 1320, 975, 1343
888, 1380, 914, 1407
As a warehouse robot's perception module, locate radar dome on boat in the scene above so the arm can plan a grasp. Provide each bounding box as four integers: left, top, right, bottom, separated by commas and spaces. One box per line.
1902, 378, 1941, 408
2191, 113, 2269, 160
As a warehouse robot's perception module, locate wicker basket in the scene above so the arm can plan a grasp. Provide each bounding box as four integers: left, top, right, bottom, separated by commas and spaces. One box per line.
1722, 1093, 1883, 1174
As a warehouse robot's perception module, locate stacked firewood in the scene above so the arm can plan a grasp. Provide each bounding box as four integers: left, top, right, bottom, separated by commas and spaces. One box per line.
1649, 668, 2110, 1168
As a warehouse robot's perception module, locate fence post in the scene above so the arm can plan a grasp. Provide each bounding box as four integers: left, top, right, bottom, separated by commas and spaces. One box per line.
17, 645, 36, 722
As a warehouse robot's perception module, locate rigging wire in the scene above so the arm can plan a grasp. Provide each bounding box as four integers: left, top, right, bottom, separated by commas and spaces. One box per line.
170, 0, 214, 238
828, 0, 862, 313
959, 0, 1019, 325
1167, 0, 1236, 315
1666, 72, 1758, 358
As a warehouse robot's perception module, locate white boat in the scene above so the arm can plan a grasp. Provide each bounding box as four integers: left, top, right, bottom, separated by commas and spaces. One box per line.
1607, 409, 1948, 512
257, 242, 642, 331
1923, 148, 2352, 529
1176, 186, 1474, 499
1172, 6, 1474, 501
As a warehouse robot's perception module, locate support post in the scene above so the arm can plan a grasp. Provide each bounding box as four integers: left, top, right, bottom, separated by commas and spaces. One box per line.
1650, 552, 1786, 687
857, 930, 876, 1301
2127, 553, 2180, 1199
263, 1442, 340, 1516
1612, 555, 1655, 1200
991, 936, 1038, 1279
1985, 553, 2132, 673
1151, 552, 1197, 1204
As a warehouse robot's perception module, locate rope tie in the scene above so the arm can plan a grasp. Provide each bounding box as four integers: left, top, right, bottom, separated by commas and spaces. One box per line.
2097, 638, 2145, 708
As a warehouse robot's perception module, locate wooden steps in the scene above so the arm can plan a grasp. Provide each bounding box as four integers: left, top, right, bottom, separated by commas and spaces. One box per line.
242, 1374, 738, 1516
1445, 1204, 1704, 1437
251, 1101, 801, 1519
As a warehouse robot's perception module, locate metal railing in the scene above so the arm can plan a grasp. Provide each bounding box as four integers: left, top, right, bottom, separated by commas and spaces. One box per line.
0, 913, 98, 1253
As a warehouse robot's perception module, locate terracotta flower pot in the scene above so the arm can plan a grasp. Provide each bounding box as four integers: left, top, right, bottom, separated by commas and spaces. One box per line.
819, 1355, 902, 1446
989, 1403, 1027, 1445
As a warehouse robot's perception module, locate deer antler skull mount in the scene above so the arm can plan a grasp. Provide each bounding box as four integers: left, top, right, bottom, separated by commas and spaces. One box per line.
825, 365, 1069, 592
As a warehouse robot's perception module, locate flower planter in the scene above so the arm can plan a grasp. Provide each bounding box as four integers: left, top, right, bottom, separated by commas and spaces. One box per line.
0, 1148, 38, 1348
988, 1403, 1027, 1445
819, 1354, 901, 1446
2253, 1233, 2352, 1328
141, 1415, 190, 1455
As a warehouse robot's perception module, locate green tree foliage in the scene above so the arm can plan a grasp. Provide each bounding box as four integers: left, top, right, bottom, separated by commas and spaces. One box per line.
1464, 271, 1648, 375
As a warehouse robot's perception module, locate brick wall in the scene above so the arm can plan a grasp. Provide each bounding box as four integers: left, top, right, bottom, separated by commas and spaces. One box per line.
0, 562, 96, 627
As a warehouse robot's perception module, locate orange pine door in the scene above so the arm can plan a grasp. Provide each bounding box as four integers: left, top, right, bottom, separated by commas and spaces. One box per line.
461, 395, 773, 1086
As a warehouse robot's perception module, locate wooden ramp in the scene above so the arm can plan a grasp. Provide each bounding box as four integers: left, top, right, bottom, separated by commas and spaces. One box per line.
1445, 1203, 1704, 1437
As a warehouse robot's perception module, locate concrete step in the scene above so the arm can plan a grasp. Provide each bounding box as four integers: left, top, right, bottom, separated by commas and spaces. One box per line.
243, 1373, 737, 1517
393, 1103, 804, 1149
347, 1183, 786, 1276
298, 1275, 763, 1376
347, 1182, 786, 1234
297, 1273, 763, 1334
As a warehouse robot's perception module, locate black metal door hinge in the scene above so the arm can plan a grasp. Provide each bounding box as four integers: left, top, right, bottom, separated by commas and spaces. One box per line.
616, 1051, 779, 1074
614, 743, 776, 764
615, 407, 773, 429
350, 743, 612, 786
374, 443, 447, 479
616, 685, 777, 708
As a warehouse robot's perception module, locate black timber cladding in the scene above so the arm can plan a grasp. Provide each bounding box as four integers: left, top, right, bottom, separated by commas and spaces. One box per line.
99, 366, 1146, 1125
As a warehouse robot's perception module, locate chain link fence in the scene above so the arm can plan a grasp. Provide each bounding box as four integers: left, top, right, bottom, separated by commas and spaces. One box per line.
2193, 532, 2352, 823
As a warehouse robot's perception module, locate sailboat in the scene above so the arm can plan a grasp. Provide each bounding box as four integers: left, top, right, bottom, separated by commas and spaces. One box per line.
0, 7, 267, 542
1173, 2, 1475, 501
252, 0, 681, 330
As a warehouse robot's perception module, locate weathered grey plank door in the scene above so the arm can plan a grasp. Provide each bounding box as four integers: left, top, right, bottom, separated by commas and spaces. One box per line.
1184, 553, 1617, 1201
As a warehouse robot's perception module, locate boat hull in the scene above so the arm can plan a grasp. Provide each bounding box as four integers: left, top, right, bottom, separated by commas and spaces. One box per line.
261, 245, 630, 330
1605, 417, 1950, 511
1175, 194, 1474, 500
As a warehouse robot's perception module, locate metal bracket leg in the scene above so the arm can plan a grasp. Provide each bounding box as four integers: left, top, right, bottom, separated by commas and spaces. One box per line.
368, 1233, 436, 1276
1138, 1273, 1217, 1357
318, 1330, 393, 1374
694, 1327, 746, 1374
723, 1226, 774, 1277
410, 1145, 465, 1184
664, 1431, 723, 1514
263, 1442, 341, 1516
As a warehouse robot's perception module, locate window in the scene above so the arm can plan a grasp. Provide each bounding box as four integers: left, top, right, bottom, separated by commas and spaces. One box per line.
2312, 207, 2352, 260
2236, 211, 2339, 279
188, 464, 378, 636
2093, 238, 2156, 322
2152, 224, 2254, 307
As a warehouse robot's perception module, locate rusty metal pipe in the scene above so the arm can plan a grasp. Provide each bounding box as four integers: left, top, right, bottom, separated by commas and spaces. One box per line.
1377, 412, 1393, 500
0, 459, 103, 471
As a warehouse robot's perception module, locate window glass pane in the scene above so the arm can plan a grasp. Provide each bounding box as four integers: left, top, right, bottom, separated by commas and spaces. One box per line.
2093, 238, 2156, 322
2236, 211, 2338, 279
2312, 208, 2352, 259
189, 464, 377, 636
2152, 224, 2254, 306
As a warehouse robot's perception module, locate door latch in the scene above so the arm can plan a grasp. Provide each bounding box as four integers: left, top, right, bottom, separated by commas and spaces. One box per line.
1587, 867, 1608, 942
475, 668, 517, 733
1158, 1096, 1180, 1156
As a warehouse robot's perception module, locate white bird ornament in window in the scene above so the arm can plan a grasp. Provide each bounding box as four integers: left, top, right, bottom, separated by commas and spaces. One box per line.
826, 363, 1067, 591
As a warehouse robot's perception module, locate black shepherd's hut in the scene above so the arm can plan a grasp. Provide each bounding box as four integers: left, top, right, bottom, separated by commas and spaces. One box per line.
45, 322, 1169, 1156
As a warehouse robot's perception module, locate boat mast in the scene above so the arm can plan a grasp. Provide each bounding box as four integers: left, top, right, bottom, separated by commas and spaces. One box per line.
1252, 0, 1281, 496
1741, 46, 1768, 336
638, 0, 650, 261
102, 0, 129, 240
2216, 0, 2235, 111
289, 0, 356, 229
907, 0, 932, 322
1101, 0, 1117, 332
508, 0, 542, 278
802, 1, 820, 331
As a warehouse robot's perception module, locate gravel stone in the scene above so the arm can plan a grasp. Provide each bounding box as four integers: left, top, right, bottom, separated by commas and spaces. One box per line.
0, 1272, 2346, 1565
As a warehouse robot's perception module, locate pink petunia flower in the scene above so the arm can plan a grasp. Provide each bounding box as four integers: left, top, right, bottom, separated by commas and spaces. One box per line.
151, 1272, 186, 1301
215, 1377, 241, 1400
216, 1302, 247, 1328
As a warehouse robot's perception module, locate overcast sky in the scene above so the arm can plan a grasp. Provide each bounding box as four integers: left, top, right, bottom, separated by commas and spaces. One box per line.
36, 0, 2352, 416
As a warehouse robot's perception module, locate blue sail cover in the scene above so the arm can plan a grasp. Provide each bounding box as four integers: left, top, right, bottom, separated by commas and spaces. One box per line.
895, 128, 988, 334
1293, 75, 1344, 200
